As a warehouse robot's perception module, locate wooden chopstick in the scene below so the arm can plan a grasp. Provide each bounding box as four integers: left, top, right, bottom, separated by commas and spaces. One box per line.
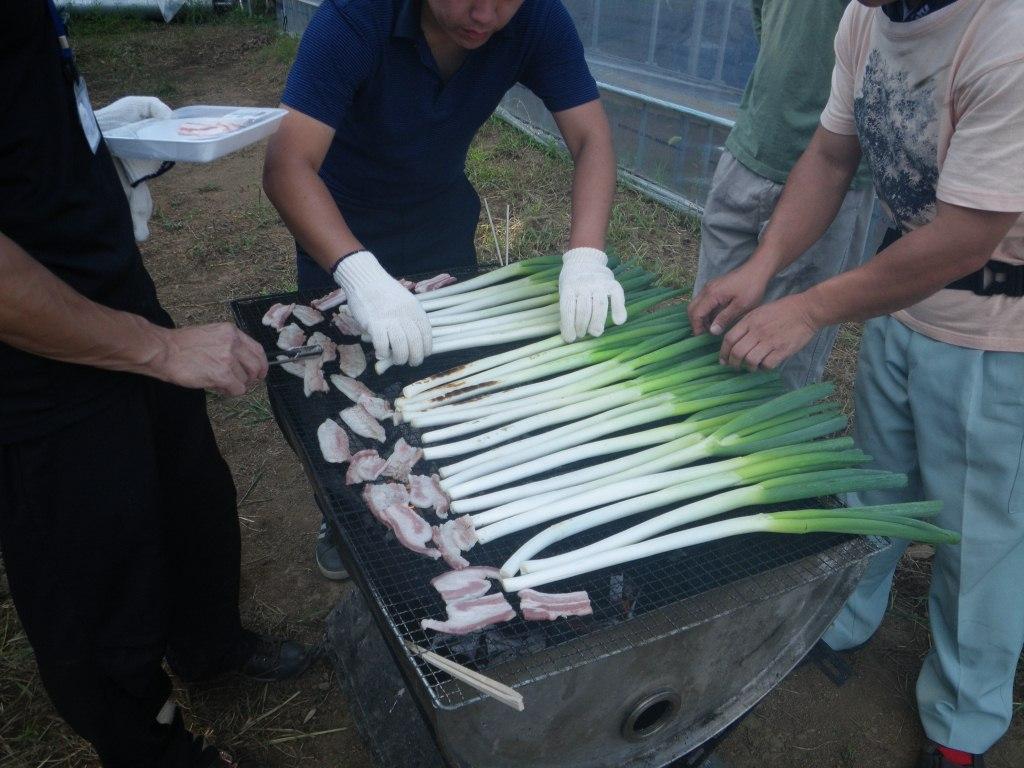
404, 641, 525, 712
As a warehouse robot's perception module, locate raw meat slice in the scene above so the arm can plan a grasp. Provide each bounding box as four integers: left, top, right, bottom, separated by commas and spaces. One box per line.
276, 323, 306, 350
430, 567, 501, 603
303, 360, 329, 396
329, 374, 376, 404
311, 287, 346, 311
397, 278, 416, 291
431, 516, 477, 570
278, 360, 305, 378
317, 419, 351, 464
421, 593, 516, 635
359, 395, 394, 420
380, 503, 440, 559
332, 307, 362, 336
338, 344, 367, 378
308, 331, 337, 363
362, 483, 411, 524
408, 474, 450, 518
291, 305, 325, 327
345, 449, 386, 484
517, 589, 593, 621
414, 273, 457, 293
381, 438, 422, 481
262, 302, 295, 330
340, 404, 385, 442
177, 118, 246, 136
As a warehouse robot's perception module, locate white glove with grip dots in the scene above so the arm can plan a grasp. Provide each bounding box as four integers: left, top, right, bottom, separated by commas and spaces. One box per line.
332, 250, 433, 367
558, 247, 628, 343
94, 96, 173, 242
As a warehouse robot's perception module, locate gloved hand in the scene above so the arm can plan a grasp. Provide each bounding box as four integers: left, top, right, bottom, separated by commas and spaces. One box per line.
558, 247, 628, 343
94, 96, 174, 242
332, 251, 433, 366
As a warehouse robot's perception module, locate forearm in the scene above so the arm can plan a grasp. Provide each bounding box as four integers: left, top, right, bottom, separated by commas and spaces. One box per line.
747, 128, 860, 280
0, 232, 168, 376
566, 127, 615, 251
262, 157, 363, 272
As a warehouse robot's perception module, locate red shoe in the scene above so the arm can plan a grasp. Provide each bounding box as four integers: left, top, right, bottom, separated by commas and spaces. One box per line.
917, 740, 986, 768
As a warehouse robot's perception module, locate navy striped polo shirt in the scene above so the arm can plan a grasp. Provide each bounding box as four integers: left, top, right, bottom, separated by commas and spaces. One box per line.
281, 0, 599, 208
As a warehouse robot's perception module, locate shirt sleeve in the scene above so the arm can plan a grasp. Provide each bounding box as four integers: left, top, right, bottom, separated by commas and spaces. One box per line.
280, 0, 380, 131
937, 60, 1024, 213
819, 3, 859, 136
517, 1, 599, 114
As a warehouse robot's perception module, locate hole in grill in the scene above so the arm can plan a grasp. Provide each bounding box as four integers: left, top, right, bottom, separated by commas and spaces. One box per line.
623, 690, 681, 741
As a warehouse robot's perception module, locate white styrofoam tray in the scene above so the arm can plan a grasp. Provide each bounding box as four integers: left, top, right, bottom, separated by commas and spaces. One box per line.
102, 105, 287, 163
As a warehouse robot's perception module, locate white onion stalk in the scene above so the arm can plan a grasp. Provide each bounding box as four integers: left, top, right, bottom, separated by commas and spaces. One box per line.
493, 440, 862, 573
415, 255, 561, 301
500, 501, 959, 592
514, 468, 907, 579
418, 269, 561, 313
430, 304, 559, 337
427, 294, 558, 326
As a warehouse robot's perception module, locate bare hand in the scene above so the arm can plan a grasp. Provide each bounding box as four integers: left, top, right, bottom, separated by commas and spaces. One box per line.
152, 324, 268, 396
688, 264, 770, 336
719, 294, 819, 372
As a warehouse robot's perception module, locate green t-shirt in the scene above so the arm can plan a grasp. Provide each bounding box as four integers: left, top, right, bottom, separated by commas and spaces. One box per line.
725, 0, 872, 189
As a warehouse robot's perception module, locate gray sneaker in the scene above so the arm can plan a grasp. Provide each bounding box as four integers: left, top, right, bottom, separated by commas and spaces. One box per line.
315, 521, 349, 581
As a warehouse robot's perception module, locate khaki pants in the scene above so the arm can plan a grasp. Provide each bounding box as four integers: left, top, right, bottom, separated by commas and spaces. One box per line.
695, 150, 880, 388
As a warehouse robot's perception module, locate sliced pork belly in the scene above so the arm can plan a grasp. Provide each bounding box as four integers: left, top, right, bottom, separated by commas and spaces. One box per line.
276, 323, 306, 350
340, 404, 385, 442
291, 304, 325, 327
380, 503, 440, 559
278, 360, 306, 378
262, 302, 295, 330
408, 474, 450, 518
414, 273, 457, 293
332, 307, 362, 336
338, 344, 367, 378
311, 287, 346, 311
518, 589, 593, 621
431, 516, 477, 570
359, 395, 394, 420
397, 278, 416, 291
381, 438, 422, 481
421, 593, 516, 636
303, 360, 329, 396
430, 567, 501, 603
308, 331, 337, 363
345, 449, 387, 484
329, 374, 375, 403
362, 483, 411, 524
317, 419, 351, 464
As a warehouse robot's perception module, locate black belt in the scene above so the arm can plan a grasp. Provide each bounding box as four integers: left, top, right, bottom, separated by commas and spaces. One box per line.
878, 227, 1024, 297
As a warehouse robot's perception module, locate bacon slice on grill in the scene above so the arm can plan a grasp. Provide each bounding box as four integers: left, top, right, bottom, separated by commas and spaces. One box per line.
340, 404, 385, 442
338, 343, 367, 378
413, 273, 458, 293
345, 449, 387, 484
362, 482, 411, 524
408, 474, 450, 518
262, 302, 295, 330
379, 503, 440, 559
431, 516, 477, 570
518, 589, 593, 621
381, 438, 422, 481
430, 567, 501, 603
332, 307, 362, 336
329, 374, 375, 402
311, 287, 346, 311
317, 418, 351, 464
276, 323, 306, 350
291, 304, 325, 327
397, 278, 416, 291
421, 593, 515, 635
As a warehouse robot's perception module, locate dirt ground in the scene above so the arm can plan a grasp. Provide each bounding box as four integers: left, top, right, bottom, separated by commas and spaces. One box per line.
1, 12, 1021, 768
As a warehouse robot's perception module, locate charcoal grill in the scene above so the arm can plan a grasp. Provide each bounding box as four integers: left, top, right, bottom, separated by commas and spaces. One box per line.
231, 278, 885, 768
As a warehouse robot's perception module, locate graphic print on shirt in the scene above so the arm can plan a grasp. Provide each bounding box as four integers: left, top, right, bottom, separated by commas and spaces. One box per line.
854, 50, 939, 230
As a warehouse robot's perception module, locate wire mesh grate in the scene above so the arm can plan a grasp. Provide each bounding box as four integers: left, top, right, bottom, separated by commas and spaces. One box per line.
231, 279, 881, 711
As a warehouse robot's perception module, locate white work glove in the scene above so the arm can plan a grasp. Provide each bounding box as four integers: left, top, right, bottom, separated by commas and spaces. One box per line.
558, 247, 628, 343
333, 251, 433, 366
94, 96, 173, 242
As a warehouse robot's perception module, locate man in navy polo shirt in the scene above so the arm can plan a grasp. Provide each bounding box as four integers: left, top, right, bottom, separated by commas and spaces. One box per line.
264, 0, 622, 579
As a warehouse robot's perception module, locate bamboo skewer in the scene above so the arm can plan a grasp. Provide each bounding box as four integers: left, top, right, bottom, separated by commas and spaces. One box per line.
404, 640, 525, 711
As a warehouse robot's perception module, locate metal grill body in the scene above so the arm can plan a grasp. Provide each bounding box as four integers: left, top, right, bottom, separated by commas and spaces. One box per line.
232, 288, 884, 767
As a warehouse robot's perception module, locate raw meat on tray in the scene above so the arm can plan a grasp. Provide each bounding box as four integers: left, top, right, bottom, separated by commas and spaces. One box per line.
337, 343, 367, 378
317, 419, 351, 464
311, 287, 346, 311
262, 302, 294, 330
291, 304, 325, 327
276, 323, 306, 350
340, 404, 385, 442
332, 307, 362, 336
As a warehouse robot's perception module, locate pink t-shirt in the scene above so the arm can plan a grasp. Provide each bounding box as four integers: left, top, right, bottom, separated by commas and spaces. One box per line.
820, 0, 1024, 352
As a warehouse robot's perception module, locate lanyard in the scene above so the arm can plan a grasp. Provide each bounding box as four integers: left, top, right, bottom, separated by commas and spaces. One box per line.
45, 0, 80, 83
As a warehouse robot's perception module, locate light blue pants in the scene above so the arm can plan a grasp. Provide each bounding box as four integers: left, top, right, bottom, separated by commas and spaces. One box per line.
823, 316, 1024, 753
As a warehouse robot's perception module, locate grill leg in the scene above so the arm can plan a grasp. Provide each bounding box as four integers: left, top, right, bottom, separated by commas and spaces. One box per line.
326, 587, 446, 768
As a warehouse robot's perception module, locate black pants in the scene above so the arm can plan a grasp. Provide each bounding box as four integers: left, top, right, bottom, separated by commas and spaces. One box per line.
0, 378, 242, 767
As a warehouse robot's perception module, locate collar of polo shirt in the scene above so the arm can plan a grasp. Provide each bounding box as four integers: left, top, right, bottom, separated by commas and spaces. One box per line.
392, 0, 515, 41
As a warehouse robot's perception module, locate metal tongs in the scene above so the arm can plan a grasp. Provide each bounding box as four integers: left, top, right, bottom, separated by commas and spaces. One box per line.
404, 640, 525, 711
267, 344, 324, 366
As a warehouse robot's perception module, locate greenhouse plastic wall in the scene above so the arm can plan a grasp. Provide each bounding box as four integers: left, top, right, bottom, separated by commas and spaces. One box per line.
499, 0, 759, 212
